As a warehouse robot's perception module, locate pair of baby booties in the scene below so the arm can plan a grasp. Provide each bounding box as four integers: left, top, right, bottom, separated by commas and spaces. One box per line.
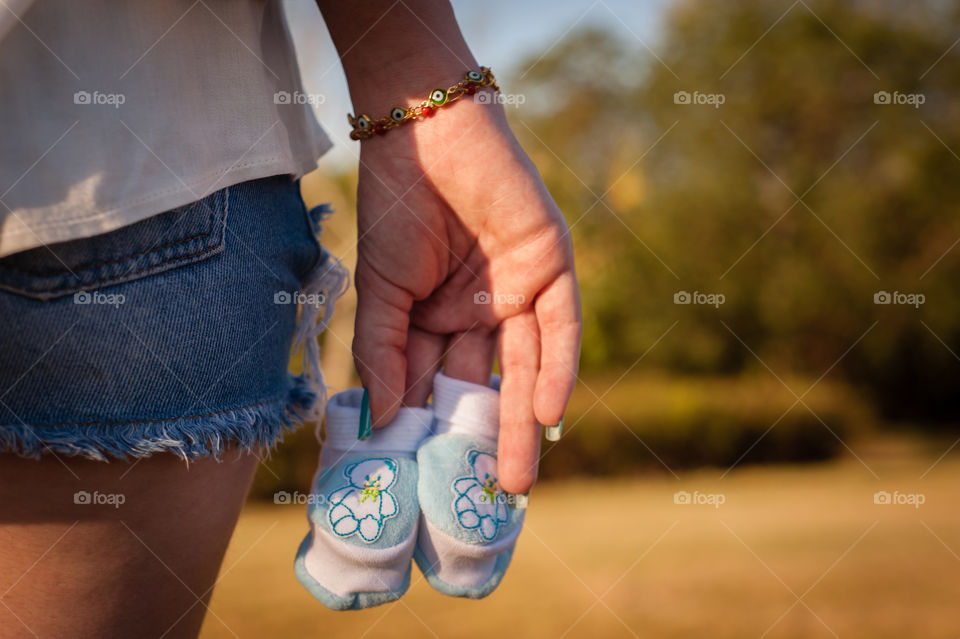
295, 371, 526, 609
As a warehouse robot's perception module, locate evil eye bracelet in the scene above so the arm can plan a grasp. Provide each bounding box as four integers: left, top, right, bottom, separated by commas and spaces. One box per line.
347, 67, 499, 140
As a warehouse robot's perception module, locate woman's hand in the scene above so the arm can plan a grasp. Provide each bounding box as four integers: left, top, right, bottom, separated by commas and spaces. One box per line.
315, 0, 581, 493
352, 97, 581, 494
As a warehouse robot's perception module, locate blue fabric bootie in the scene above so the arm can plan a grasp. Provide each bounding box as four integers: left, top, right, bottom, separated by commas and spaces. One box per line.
414, 372, 526, 598
295, 388, 432, 610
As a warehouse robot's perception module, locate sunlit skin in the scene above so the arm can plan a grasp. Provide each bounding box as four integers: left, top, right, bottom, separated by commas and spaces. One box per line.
0, 451, 259, 639
321, 0, 583, 495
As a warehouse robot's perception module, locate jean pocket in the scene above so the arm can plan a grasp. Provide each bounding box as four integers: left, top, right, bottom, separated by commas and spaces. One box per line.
0, 187, 229, 300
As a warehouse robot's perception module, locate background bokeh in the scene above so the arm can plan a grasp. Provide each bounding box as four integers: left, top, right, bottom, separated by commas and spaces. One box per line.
203, 1, 960, 637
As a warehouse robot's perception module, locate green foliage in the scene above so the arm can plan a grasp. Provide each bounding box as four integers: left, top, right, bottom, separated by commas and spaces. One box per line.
512, 0, 960, 421
538, 375, 873, 478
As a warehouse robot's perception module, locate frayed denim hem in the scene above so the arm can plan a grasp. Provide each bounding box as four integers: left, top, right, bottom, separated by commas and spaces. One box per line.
0, 374, 317, 462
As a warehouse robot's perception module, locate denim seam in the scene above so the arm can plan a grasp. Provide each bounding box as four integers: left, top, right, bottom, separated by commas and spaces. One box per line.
19, 243, 226, 296
0, 208, 217, 276
0, 188, 230, 297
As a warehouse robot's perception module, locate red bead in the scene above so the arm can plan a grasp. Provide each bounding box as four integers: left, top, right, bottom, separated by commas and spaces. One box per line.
374, 123, 386, 134
466, 83, 477, 95
422, 106, 435, 117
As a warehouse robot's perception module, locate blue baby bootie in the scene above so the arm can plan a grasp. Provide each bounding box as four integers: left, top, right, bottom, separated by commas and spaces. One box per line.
295, 388, 431, 610
414, 372, 526, 598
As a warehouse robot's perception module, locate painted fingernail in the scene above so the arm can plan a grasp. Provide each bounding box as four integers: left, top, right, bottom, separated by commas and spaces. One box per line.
545, 417, 563, 442
358, 388, 372, 440
509, 492, 530, 509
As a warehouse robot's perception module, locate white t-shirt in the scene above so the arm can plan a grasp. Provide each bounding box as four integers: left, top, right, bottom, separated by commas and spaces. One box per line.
0, 0, 332, 258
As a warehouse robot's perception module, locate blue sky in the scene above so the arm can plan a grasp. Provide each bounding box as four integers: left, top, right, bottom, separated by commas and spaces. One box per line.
285, 0, 673, 169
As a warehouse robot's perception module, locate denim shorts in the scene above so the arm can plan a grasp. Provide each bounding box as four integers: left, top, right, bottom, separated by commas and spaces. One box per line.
0, 175, 347, 461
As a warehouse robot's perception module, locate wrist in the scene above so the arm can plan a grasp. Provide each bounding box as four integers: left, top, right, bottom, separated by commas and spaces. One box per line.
345, 53, 479, 116
356, 96, 528, 226
319, 0, 478, 115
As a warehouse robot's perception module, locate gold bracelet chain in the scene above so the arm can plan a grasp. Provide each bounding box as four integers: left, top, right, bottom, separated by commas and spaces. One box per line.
347, 67, 499, 140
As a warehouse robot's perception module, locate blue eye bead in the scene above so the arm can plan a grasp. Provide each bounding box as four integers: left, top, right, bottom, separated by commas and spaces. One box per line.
390, 107, 407, 122
429, 89, 447, 105
466, 70, 483, 82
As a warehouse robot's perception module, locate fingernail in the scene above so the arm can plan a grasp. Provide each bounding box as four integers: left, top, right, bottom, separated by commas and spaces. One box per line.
544, 417, 563, 442
508, 492, 529, 509
358, 388, 372, 440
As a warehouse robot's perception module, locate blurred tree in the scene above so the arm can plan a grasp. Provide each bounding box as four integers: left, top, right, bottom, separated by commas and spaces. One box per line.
512, 0, 960, 422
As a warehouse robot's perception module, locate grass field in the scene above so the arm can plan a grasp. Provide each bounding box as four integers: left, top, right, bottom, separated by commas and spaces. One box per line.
201, 434, 960, 639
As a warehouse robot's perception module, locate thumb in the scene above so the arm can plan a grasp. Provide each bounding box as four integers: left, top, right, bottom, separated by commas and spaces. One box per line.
352, 264, 411, 428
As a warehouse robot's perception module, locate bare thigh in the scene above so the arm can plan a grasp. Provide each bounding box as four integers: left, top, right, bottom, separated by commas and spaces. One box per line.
0, 451, 259, 639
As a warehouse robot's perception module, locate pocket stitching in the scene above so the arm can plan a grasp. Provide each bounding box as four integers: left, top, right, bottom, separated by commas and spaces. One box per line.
0, 210, 217, 276
28, 242, 228, 295
0, 188, 229, 299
